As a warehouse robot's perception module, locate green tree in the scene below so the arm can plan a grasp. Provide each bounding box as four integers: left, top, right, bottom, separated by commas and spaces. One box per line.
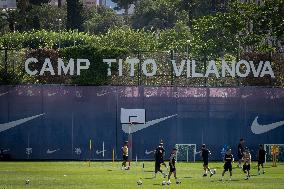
66, 0, 84, 31
29, 0, 49, 5
83, 6, 123, 34
132, 0, 188, 30
26, 4, 66, 31
111, 0, 137, 24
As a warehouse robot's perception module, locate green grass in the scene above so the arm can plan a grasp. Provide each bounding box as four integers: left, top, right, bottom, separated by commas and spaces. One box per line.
0, 161, 284, 189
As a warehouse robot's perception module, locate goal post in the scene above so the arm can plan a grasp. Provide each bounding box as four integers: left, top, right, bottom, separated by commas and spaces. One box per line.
175, 144, 197, 162
264, 144, 284, 163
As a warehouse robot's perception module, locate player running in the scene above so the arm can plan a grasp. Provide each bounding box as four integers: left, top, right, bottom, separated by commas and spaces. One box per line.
154, 142, 167, 178
221, 148, 234, 181
242, 148, 251, 180
121, 141, 129, 170
237, 139, 245, 168
257, 144, 266, 175
201, 144, 215, 177
167, 148, 181, 185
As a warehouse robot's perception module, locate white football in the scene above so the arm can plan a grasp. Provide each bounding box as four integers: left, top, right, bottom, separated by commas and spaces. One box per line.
137, 180, 143, 185
162, 181, 167, 185
25, 180, 30, 184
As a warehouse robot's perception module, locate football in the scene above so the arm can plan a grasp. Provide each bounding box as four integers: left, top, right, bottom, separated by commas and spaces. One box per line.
25, 179, 30, 184
162, 181, 167, 185
137, 179, 143, 185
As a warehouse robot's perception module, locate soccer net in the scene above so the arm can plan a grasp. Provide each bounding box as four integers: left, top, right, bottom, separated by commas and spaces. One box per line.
264, 144, 284, 162
175, 144, 197, 162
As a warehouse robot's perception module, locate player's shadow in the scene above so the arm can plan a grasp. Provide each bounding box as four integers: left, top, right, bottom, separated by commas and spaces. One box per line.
153, 184, 161, 186
183, 176, 193, 179
144, 177, 154, 179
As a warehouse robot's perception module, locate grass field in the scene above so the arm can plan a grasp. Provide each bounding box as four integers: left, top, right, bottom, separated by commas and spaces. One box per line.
0, 161, 283, 189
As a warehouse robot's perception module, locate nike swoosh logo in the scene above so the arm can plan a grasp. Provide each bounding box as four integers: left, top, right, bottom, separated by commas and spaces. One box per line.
145, 150, 154, 155
0, 92, 8, 97
46, 149, 60, 154
251, 116, 284, 134
3, 149, 10, 153
96, 150, 106, 155
122, 114, 177, 134
0, 113, 45, 133
47, 92, 56, 97
96, 92, 110, 97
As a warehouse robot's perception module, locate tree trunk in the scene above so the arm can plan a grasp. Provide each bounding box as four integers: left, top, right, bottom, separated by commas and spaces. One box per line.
124, 4, 129, 25
58, 0, 62, 8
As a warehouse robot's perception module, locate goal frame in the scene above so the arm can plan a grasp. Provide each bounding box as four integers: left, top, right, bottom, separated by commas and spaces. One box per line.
264, 144, 284, 163
175, 144, 197, 163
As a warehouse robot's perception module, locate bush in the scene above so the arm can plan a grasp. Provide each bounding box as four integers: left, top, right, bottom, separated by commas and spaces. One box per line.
59, 45, 129, 85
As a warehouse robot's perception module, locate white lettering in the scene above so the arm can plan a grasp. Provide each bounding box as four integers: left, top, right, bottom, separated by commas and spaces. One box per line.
118, 59, 123, 76
58, 58, 74, 75
171, 60, 186, 77
236, 60, 250, 77
205, 60, 220, 78
250, 61, 263, 77
142, 59, 157, 76
39, 58, 55, 75
25, 57, 38, 75
260, 61, 275, 78
192, 60, 203, 77
103, 59, 116, 76
127, 58, 139, 77
77, 59, 90, 75
222, 60, 235, 77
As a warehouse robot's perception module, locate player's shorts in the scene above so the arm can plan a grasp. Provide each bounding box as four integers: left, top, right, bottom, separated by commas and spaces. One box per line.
123, 155, 128, 161
203, 159, 208, 166
169, 165, 176, 172
243, 164, 250, 171
258, 158, 265, 165
224, 163, 232, 172
238, 153, 243, 160
159, 158, 165, 164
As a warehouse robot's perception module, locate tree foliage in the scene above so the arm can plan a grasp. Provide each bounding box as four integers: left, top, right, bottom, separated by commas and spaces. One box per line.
66, 0, 84, 31
132, 0, 188, 30
83, 6, 123, 34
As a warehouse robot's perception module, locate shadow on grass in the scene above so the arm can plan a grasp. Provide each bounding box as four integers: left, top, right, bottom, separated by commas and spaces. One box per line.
183, 176, 193, 178
144, 177, 154, 179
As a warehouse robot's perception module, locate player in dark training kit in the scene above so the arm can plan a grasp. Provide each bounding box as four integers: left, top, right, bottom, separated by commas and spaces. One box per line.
258, 144, 266, 175
237, 139, 245, 168
167, 148, 180, 185
154, 142, 167, 178
221, 149, 234, 181
201, 144, 214, 177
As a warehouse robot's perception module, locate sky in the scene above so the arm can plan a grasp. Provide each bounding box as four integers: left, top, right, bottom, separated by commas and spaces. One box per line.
106, 0, 116, 9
